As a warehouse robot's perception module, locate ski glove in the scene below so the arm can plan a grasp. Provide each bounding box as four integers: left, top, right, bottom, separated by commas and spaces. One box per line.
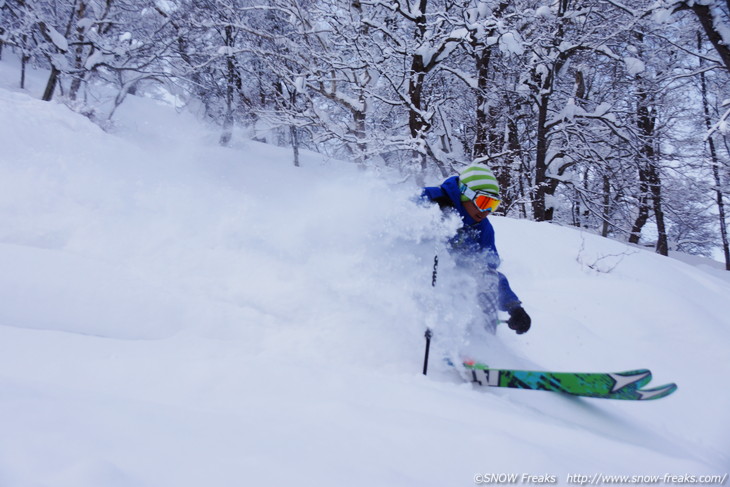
507, 306, 531, 334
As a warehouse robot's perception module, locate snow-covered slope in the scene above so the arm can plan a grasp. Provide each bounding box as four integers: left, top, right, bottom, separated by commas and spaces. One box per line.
1, 60, 729, 486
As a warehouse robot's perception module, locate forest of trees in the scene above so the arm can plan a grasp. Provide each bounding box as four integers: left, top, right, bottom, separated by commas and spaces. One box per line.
1, 0, 729, 267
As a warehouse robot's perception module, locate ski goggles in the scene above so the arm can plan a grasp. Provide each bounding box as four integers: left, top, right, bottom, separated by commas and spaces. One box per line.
460, 183, 501, 213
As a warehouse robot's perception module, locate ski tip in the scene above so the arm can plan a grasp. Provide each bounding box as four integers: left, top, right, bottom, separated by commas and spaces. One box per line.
636, 383, 678, 400
616, 369, 652, 376
609, 369, 653, 392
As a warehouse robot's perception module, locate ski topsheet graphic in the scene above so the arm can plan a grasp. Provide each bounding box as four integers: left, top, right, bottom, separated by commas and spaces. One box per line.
459, 361, 677, 400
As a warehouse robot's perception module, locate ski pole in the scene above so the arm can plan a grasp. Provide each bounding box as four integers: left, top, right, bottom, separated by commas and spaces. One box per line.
423, 255, 439, 376
422, 328, 432, 375
431, 255, 439, 287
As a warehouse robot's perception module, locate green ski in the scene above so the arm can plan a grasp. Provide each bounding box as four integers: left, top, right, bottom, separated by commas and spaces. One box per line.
461, 361, 677, 400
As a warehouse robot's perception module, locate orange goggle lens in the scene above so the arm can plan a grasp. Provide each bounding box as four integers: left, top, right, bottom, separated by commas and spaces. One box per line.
472, 193, 500, 213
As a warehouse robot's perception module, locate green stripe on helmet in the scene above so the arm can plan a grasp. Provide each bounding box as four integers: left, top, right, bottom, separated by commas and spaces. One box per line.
459, 163, 500, 197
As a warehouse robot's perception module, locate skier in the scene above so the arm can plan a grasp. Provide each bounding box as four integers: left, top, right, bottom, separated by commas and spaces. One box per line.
422, 162, 531, 335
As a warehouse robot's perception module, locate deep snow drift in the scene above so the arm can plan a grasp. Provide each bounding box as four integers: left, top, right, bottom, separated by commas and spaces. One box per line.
1, 59, 729, 486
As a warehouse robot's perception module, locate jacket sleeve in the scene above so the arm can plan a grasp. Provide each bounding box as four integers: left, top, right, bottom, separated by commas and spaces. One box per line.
421, 185, 439, 199
498, 272, 521, 312
481, 219, 521, 311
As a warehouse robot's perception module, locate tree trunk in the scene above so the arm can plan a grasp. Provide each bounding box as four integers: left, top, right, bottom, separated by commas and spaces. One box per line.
219, 26, 236, 146
408, 61, 428, 170
710, 141, 730, 270
353, 98, 367, 165
530, 0, 572, 221
631, 82, 668, 255
21, 55, 29, 90
648, 162, 668, 255
629, 168, 650, 245
42, 66, 61, 101
290, 124, 300, 167
69, 0, 87, 100
407, 0, 429, 171
533, 94, 551, 221
689, 3, 730, 74
601, 175, 611, 237
699, 32, 730, 269
473, 46, 492, 160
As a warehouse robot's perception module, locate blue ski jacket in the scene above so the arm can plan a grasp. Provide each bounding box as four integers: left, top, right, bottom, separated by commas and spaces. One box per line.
422, 176, 521, 312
